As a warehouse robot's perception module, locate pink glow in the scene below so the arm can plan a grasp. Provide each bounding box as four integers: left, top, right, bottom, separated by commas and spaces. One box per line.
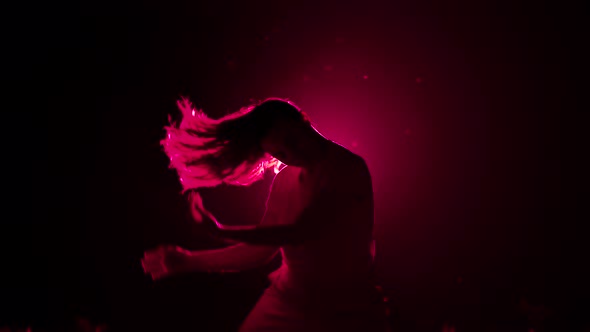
442, 324, 456, 332
363, 75, 369, 80
415, 76, 423, 83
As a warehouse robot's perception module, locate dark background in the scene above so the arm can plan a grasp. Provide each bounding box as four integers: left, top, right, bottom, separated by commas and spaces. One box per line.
2, 1, 586, 331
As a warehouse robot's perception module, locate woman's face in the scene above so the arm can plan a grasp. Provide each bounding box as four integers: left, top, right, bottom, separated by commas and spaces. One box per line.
260, 121, 307, 167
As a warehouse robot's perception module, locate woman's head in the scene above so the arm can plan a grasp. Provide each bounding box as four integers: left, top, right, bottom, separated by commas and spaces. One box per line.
161, 97, 313, 191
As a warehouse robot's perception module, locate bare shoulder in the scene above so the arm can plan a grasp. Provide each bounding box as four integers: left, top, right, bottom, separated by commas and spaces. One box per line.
319, 143, 371, 197
261, 167, 291, 224
327, 143, 370, 177
269, 165, 294, 192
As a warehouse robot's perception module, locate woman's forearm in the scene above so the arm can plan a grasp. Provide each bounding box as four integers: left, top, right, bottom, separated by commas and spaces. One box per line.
216, 225, 303, 246
187, 243, 279, 273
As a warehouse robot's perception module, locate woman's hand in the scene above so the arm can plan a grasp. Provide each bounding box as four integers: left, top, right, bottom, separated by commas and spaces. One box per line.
141, 245, 193, 280
189, 191, 221, 236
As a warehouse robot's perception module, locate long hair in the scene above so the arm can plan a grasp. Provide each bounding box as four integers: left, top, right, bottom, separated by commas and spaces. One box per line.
161, 97, 310, 192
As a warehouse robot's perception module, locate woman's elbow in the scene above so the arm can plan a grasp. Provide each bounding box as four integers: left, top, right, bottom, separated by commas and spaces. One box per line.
243, 245, 280, 269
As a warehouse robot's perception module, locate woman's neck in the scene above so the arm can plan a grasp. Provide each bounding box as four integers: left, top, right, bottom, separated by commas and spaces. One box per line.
300, 138, 332, 180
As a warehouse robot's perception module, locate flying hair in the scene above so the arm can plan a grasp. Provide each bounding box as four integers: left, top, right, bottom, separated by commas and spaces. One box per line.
161, 97, 309, 192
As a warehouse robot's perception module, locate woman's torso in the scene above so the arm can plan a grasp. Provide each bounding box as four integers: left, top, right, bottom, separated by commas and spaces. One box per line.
269, 143, 377, 308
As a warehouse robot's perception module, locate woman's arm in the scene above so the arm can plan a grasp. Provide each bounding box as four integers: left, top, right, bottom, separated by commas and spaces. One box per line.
186, 243, 279, 273
142, 243, 279, 280
212, 223, 305, 246
194, 157, 372, 246
190, 168, 305, 246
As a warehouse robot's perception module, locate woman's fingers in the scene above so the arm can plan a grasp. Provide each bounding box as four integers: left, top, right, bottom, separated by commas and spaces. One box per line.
142, 260, 163, 275
143, 259, 165, 280
190, 203, 204, 223
150, 270, 166, 280
189, 191, 210, 223
191, 191, 204, 207
141, 257, 162, 271
142, 254, 161, 267
142, 248, 169, 280
142, 245, 189, 281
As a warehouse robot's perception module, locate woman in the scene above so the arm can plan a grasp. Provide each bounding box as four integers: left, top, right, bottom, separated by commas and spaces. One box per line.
142, 98, 390, 331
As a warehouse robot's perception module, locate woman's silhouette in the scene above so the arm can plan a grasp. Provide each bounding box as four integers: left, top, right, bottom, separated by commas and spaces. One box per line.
142, 98, 390, 331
